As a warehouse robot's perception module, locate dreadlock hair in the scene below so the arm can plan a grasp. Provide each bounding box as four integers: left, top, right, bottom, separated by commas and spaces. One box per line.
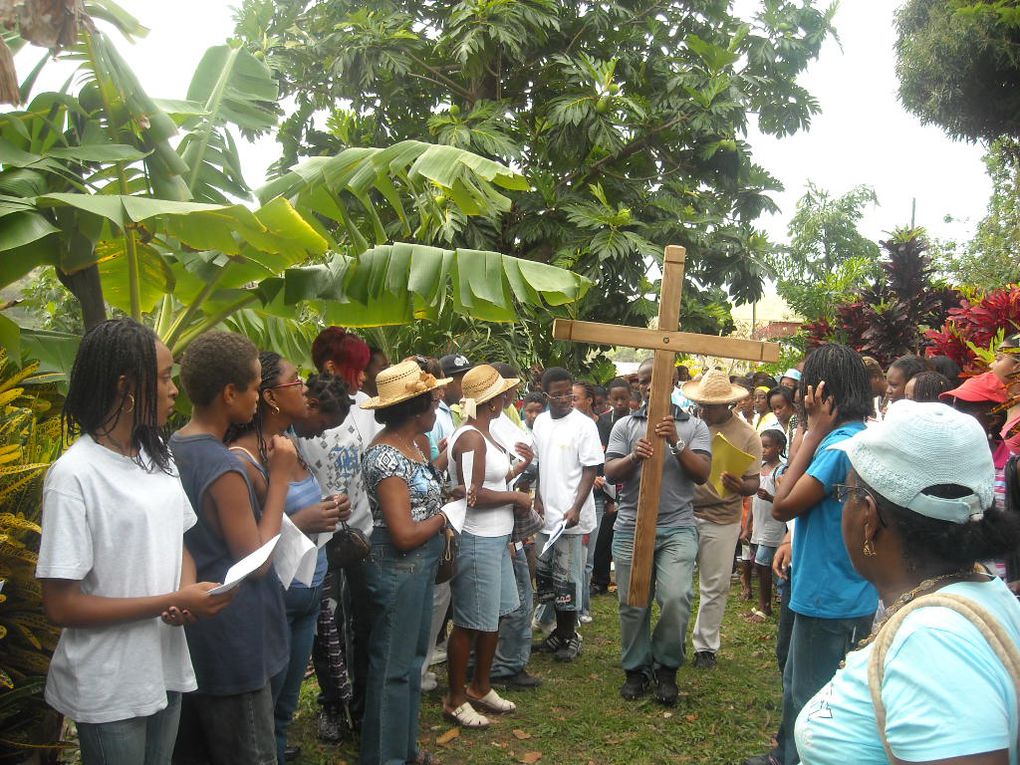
574, 381, 595, 401
860, 476, 1020, 573
224, 351, 285, 464
304, 374, 351, 421
799, 344, 872, 423
889, 354, 930, 383
310, 326, 371, 390
180, 331, 259, 408
63, 318, 172, 473
908, 371, 953, 403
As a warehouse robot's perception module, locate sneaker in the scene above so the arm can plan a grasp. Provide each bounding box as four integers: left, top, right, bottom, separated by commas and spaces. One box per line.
693, 651, 717, 669
554, 632, 583, 662
533, 632, 566, 654
421, 671, 438, 692
491, 669, 543, 690
619, 670, 649, 700
317, 706, 342, 743
429, 643, 448, 665
653, 667, 679, 706
578, 613, 593, 624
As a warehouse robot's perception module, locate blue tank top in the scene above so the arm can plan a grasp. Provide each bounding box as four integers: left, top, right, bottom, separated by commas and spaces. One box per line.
168, 433, 288, 696
285, 473, 328, 588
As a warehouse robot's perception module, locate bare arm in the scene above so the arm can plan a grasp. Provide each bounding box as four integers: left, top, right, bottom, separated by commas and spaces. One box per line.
454, 430, 530, 511
563, 465, 598, 528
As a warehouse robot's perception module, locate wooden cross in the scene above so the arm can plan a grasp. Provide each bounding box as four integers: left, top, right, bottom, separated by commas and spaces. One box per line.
553, 245, 781, 607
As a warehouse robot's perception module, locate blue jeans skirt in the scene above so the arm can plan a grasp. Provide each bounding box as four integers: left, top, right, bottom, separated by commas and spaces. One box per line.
451, 532, 519, 631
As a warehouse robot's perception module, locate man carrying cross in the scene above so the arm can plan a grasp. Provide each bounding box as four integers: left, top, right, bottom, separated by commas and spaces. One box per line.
604, 357, 712, 704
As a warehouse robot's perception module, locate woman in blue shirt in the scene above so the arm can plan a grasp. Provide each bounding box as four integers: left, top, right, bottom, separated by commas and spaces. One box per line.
796, 399, 1020, 765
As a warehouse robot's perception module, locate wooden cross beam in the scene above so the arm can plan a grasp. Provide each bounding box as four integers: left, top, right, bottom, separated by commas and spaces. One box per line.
552, 245, 781, 607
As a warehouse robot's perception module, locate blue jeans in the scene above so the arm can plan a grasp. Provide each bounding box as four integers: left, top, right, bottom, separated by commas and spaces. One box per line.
613, 526, 698, 673
78, 692, 181, 765
581, 494, 607, 616
172, 686, 276, 765
360, 528, 442, 765
491, 542, 534, 678
778, 611, 874, 764
271, 583, 323, 764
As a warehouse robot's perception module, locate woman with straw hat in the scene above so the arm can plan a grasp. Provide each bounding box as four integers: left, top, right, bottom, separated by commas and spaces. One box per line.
794, 400, 1020, 764
358, 360, 453, 765
444, 365, 534, 729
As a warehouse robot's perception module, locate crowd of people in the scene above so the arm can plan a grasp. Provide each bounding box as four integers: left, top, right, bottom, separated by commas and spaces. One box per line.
34, 317, 1020, 765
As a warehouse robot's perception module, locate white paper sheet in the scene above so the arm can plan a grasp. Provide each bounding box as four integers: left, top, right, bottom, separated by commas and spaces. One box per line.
441, 498, 468, 533
209, 534, 281, 595
540, 519, 567, 558
273, 514, 318, 589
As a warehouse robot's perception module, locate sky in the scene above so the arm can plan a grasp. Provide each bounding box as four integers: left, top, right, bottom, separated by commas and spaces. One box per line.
17, 0, 992, 261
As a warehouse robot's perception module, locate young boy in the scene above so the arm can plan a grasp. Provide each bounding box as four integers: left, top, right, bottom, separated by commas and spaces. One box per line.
169, 331, 296, 765
531, 367, 603, 661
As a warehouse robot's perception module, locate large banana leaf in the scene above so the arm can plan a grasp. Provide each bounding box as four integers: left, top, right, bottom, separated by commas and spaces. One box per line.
285, 243, 591, 326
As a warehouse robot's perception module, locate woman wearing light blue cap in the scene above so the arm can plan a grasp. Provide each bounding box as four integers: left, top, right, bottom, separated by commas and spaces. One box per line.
795, 400, 1020, 765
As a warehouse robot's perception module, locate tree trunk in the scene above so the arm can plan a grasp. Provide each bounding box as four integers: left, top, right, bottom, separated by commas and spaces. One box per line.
57, 265, 106, 330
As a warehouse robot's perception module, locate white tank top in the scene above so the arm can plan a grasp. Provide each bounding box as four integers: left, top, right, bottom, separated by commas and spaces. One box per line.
448, 424, 514, 537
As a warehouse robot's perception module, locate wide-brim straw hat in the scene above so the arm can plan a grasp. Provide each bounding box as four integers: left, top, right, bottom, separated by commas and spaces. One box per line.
681, 369, 750, 406
359, 360, 451, 410
460, 364, 519, 419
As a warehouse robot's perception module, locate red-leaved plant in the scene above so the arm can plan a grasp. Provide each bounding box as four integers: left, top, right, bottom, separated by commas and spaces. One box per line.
926, 285, 1020, 372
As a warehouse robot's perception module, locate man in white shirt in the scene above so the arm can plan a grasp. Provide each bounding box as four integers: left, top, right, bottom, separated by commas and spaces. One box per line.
531, 367, 603, 662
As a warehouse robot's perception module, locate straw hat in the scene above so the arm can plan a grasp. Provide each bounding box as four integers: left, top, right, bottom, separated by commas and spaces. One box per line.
681, 369, 750, 406
460, 364, 520, 419
359, 360, 451, 410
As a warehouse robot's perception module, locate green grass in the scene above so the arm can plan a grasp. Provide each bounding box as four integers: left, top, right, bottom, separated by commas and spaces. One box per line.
288, 582, 784, 765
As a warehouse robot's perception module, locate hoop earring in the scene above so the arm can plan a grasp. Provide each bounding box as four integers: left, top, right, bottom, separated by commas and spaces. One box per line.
270, 403, 280, 414
863, 539, 877, 557
124, 394, 135, 414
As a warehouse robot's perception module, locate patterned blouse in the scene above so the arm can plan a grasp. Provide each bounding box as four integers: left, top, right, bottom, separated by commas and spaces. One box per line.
362, 444, 443, 528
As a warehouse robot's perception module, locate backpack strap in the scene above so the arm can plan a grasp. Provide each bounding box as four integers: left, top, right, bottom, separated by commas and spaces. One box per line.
868, 591, 1020, 762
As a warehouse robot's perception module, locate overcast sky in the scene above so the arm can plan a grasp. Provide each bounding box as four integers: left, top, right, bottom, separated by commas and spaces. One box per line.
19, 0, 992, 249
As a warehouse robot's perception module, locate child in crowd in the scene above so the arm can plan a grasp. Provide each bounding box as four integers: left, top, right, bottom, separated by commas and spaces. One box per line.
37, 319, 233, 765
742, 428, 788, 623
521, 391, 546, 431
169, 332, 295, 765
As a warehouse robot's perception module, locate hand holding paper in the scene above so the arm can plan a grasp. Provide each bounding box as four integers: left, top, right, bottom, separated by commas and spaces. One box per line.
708, 432, 755, 498
209, 534, 281, 595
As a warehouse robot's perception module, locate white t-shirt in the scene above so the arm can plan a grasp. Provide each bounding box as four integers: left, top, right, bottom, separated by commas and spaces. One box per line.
351, 390, 384, 445
36, 436, 198, 724
448, 425, 513, 537
532, 409, 604, 535
298, 413, 373, 536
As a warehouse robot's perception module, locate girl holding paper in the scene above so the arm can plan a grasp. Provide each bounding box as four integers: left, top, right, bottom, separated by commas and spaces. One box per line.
226, 352, 351, 764
444, 365, 534, 729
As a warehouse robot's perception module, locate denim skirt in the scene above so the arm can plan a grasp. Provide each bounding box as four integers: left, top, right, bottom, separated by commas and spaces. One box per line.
450, 531, 519, 631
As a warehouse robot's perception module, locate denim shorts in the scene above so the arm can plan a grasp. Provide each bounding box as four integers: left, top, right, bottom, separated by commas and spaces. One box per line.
451, 532, 519, 631
755, 543, 778, 567
535, 532, 585, 612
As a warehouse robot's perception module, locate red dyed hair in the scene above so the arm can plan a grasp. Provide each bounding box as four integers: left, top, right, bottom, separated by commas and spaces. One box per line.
311, 326, 371, 390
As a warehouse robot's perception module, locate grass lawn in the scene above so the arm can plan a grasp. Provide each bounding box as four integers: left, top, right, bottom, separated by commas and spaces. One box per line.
288, 581, 784, 765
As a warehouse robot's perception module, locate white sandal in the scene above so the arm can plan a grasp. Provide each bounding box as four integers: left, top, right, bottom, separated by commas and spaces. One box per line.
466, 688, 516, 714
443, 701, 490, 728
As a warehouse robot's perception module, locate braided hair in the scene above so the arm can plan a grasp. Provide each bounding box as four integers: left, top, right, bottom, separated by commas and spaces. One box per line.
304, 374, 351, 420
799, 344, 873, 423
224, 351, 285, 464
63, 318, 172, 473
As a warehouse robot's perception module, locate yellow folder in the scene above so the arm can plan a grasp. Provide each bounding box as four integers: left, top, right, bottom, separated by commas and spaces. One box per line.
708, 432, 756, 498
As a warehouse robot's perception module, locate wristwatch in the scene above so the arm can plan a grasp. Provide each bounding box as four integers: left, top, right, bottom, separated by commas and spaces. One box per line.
670, 439, 686, 457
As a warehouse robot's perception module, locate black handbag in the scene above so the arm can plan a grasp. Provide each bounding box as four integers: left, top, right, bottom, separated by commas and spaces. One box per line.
325, 522, 371, 568
435, 526, 457, 584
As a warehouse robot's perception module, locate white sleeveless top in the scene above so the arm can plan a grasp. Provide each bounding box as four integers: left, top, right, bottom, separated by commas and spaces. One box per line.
448, 424, 514, 537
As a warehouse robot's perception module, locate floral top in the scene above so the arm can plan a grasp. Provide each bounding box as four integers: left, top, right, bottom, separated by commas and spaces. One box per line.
362, 444, 442, 528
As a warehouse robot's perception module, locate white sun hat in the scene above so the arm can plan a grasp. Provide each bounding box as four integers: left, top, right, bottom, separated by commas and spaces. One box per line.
831, 399, 994, 524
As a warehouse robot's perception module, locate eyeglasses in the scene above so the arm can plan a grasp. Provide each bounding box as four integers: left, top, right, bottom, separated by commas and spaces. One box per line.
545, 391, 572, 401
269, 379, 305, 390
833, 483, 875, 506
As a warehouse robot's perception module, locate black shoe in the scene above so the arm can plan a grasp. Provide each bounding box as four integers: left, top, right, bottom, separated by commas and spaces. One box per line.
590, 583, 609, 597
533, 632, 566, 654
653, 666, 678, 706
693, 651, 716, 669
619, 670, 650, 700
284, 745, 301, 761
492, 669, 543, 690
743, 754, 780, 765
317, 706, 341, 742
554, 631, 583, 662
